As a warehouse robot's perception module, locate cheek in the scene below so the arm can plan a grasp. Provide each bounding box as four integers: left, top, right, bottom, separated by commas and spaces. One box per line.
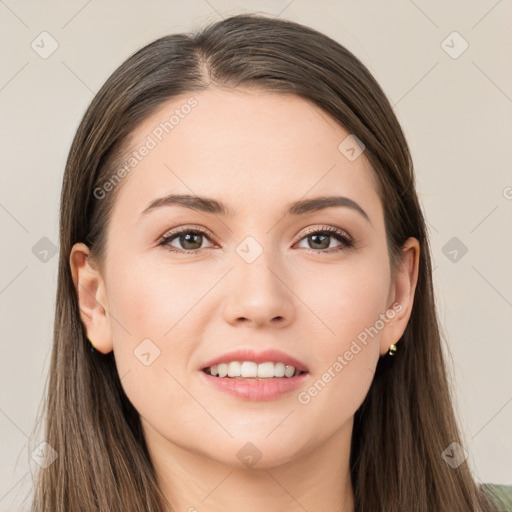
300, 253, 390, 349
294, 257, 388, 415
296, 274, 385, 433
105, 257, 205, 414
107, 253, 210, 341
295, 343, 379, 449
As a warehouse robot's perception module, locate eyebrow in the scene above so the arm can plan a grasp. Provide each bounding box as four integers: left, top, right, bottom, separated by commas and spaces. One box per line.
141, 193, 371, 224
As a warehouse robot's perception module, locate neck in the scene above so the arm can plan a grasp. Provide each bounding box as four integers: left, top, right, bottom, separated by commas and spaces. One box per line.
146, 417, 355, 512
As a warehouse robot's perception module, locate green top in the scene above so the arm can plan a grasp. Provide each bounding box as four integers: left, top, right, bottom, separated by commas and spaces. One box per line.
481, 483, 512, 511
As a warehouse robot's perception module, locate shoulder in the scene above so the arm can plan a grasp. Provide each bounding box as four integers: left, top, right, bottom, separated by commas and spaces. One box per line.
481, 483, 512, 510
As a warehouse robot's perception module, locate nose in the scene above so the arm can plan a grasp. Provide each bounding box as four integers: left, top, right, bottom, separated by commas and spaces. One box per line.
221, 253, 295, 329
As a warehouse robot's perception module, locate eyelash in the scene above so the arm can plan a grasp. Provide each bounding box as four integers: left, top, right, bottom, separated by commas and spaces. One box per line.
158, 225, 354, 255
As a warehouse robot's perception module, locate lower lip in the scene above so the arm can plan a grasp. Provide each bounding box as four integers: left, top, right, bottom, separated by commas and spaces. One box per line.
199, 370, 308, 401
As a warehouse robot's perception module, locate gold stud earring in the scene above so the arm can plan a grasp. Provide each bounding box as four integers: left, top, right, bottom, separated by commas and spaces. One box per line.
388, 343, 397, 356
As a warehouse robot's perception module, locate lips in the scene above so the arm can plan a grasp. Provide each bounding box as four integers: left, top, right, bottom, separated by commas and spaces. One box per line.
200, 348, 309, 373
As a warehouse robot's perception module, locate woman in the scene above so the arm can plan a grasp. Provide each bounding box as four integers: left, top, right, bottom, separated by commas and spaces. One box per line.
29, 13, 511, 512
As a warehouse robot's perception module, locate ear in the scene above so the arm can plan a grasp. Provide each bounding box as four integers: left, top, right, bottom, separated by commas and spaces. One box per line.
379, 237, 420, 356
69, 243, 113, 354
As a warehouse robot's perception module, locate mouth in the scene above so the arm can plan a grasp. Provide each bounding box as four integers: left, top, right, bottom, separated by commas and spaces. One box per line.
199, 349, 309, 400
199, 359, 309, 401
202, 361, 308, 379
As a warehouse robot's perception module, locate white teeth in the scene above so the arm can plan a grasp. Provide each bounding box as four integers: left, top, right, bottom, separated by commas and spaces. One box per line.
241, 361, 258, 378
227, 361, 241, 377
274, 362, 285, 377
284, 365, 295, 378
217, 364, 228, 378
206, 361, 304, 378
257, 362, 274, 378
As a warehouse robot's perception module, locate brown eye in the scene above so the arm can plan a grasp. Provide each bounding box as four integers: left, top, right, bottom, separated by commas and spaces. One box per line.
296, 227, 353, 253
159, 228, 215, 253
158, 225, 353, 255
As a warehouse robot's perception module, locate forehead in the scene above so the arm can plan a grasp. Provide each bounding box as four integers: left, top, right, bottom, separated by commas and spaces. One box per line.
111, 87, 382, 225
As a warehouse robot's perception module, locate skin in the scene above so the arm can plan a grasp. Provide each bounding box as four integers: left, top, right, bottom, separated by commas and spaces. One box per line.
70, 87, 419, 512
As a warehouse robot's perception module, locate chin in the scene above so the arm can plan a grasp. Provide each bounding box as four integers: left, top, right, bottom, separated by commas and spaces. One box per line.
201, 435, 307, 471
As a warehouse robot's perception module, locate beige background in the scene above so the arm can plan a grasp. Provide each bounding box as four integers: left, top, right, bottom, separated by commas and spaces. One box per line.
1, 0, 511, 509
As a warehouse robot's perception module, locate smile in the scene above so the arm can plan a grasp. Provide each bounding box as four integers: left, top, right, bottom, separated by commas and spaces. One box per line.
203, 361, 306, 379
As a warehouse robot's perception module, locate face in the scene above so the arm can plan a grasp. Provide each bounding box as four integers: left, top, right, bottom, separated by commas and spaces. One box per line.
71, 87, 418, 471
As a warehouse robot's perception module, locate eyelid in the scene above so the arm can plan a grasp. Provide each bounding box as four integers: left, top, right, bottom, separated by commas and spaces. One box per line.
295, 225, 353, 245
159, 225, 351, 243
160, 224, 214, 241
157, 225, 218, 253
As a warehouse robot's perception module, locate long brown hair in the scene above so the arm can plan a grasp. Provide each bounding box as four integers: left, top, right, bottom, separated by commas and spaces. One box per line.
28, 13, 497, 511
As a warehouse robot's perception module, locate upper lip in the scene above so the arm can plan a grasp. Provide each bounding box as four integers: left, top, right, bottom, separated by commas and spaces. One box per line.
201, 348, 309, 373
